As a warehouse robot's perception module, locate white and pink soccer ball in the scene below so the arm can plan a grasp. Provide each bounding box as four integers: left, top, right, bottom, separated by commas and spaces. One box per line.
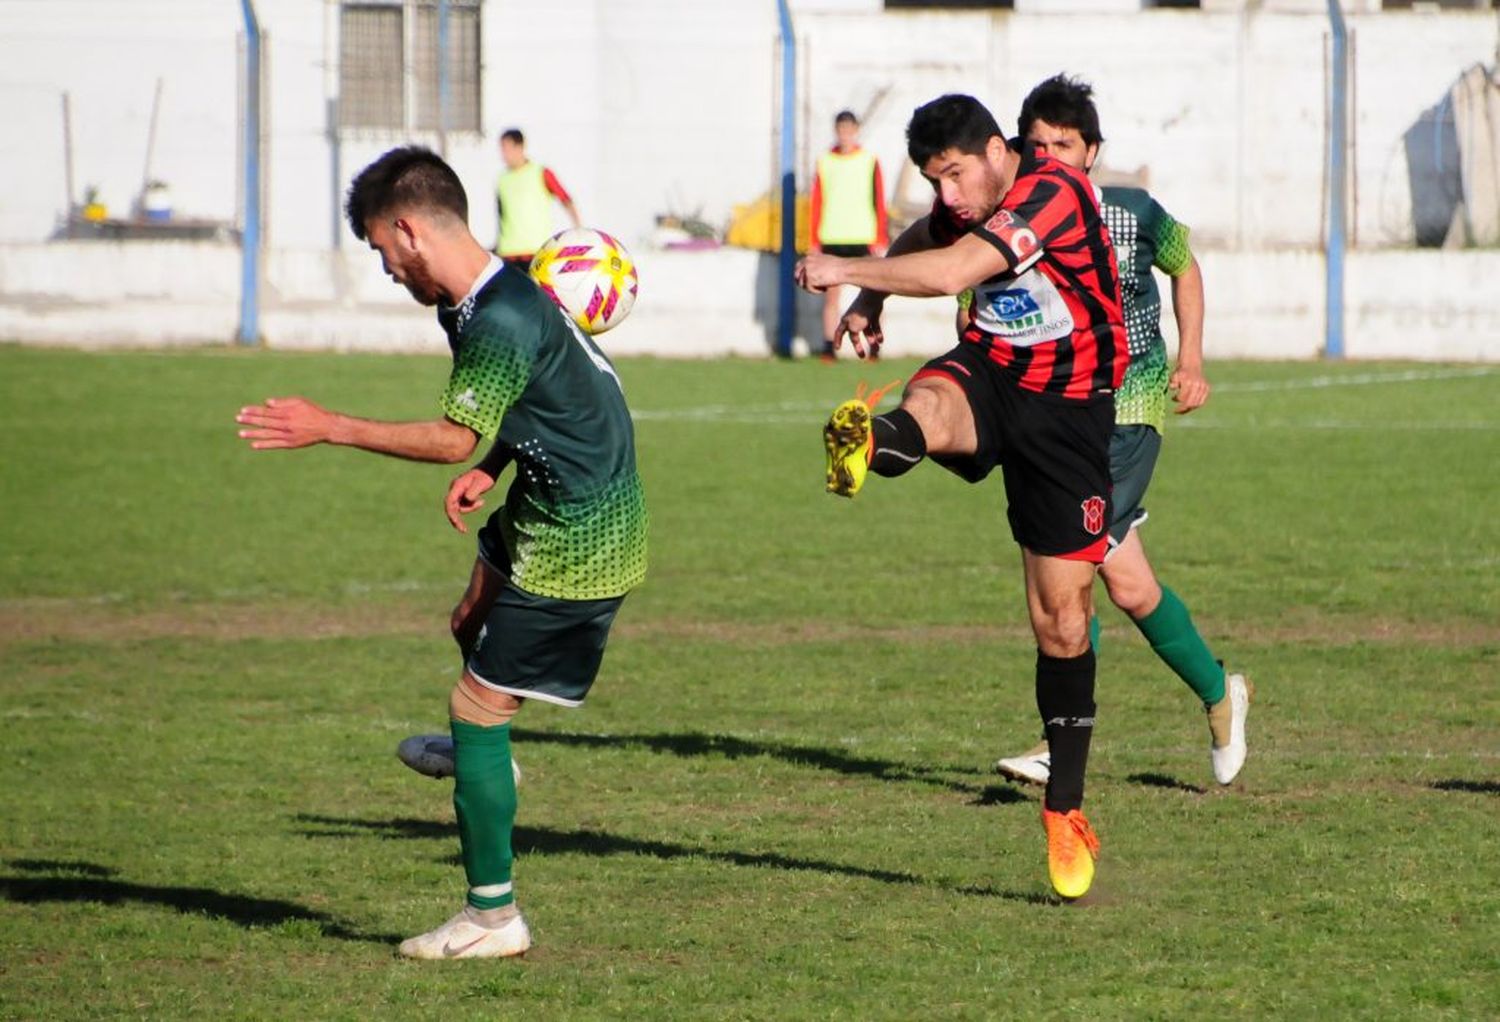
529, 227, 639, 335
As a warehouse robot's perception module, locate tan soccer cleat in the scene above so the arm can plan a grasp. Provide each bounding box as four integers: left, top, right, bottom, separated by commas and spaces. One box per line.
1206, 672, 1253, 785
398, 907, 531, 960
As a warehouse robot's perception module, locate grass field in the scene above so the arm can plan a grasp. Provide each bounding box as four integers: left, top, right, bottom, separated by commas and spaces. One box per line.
1, 344, 1497, 1020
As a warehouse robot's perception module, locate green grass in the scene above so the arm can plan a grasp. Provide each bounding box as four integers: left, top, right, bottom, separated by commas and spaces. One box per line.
1, 345, 1497, 1020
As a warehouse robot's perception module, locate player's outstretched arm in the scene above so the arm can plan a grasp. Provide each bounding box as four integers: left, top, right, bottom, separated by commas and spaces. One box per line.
236, 397, 479, 463
1168, 256, 1209, 414
804, 231, 1005, 299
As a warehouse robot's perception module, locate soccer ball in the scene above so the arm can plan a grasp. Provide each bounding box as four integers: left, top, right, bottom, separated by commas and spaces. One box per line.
529, 227, 639, 335
396, 733, 521, 784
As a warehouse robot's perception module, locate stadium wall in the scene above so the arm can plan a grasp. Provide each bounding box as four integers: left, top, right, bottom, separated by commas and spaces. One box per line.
0, 2, 1495, 360
1, 242, 1494, 362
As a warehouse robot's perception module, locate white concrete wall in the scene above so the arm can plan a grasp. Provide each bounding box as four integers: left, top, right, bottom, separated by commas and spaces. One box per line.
2, 3, 1495, 249
2, 242, 1495, 362
0, 2, 1496, 360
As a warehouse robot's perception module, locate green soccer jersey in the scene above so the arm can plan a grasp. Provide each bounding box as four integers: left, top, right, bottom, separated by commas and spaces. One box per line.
1099, 186, 1194, 431
437, 259, 647, 600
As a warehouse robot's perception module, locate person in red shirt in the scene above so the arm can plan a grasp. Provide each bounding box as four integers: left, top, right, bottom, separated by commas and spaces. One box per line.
808, 110, 889, 361
494, 128, 581, 268
798, 93, 1124, 901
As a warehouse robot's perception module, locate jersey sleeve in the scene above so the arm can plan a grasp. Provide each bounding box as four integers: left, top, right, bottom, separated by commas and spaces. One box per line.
972, 206, 1046, 275
1145, 200, 1193, 277
441, 329, 537, 440
542, 167, 573, 205
809, 168, 824, 251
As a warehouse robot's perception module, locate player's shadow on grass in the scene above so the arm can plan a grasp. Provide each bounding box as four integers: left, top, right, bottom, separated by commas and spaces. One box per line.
1127, 772, 1208, 795
294, 815, 1050, 905
1433, 779, 1500, 795
0, 859, 398, 945
508, 728, 1002, 799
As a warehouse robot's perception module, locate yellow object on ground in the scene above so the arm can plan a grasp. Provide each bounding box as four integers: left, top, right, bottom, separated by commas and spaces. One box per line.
725, 192, 809, 254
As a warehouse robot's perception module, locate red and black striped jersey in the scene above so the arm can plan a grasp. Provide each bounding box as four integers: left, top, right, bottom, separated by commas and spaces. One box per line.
931, 144, 1125, 400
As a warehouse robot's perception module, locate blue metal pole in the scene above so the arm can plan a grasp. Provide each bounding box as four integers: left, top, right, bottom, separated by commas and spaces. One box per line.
775, 0, 796, 358
238, 0, 262, 346
1325, 0, 1347, 360
437, 0, 450, 156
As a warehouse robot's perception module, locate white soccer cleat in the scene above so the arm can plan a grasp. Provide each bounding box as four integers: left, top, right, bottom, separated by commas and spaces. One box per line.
995, 739, 1051, 786
396, 734, 521, 785
1207, 672, 1253, 785
398, 907, 531, 960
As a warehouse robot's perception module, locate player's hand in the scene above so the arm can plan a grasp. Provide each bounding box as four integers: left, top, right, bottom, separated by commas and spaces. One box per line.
795, 253, 845, 293
836, 295, 885, 359
1169, 362, 1211, 414
445, 468, 496, 533
235, 396, 337, 449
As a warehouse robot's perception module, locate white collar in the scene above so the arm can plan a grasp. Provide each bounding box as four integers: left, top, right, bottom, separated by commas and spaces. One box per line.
453, 254, 504, 307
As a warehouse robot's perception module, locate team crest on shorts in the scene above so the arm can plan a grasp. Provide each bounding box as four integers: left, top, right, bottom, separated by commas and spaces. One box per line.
1080, 496, 1106, 536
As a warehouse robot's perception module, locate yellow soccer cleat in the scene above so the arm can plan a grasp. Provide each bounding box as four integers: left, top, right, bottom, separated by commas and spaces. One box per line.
823, 379, 901, 498
1043, 807, 1100, 900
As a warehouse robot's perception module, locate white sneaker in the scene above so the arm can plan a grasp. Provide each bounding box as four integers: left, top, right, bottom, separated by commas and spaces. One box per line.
398, 907, 531, 960
396, 734, 521, 785
994, 739, 1051, 786
1207, 673, 1253, 785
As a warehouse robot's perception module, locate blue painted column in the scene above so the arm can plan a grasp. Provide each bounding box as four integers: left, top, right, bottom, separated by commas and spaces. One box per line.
775, 0, 797, 358
238, 0, 262, 346
1325, 0, 1348, 359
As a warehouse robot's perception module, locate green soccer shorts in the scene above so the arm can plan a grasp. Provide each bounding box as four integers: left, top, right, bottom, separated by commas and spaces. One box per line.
1106, 424, 1162, 551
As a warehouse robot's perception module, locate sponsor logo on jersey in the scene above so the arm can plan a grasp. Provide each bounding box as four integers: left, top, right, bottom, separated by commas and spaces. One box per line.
1080, 495, 1106, 536
987, 289, 1045, 331
455, 387, 479, 411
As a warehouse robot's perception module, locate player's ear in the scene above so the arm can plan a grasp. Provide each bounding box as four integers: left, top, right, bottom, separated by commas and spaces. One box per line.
987, 135, 1007, 167
1084, 143, 1100, 173
392, 216, 420, 250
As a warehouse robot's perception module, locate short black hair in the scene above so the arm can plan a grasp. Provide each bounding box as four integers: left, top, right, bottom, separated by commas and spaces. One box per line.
344, 145, 468, 241
834, 109, 859, 126
906, 94, 1004, 168
1017, 74, 1104, 148
500, 128, 524, 146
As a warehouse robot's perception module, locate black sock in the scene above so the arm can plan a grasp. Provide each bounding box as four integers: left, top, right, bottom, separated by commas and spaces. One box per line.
1035, 648, 1096, 813
869, 409, 927, 477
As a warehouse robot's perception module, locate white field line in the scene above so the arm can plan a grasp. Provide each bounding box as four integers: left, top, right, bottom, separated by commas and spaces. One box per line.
1212, 366, 1497, 393
631, 366, 1499, 426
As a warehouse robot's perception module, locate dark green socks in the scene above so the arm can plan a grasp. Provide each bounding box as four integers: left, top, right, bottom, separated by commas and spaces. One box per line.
1133, 585, 1225, 706
451, 719, 517, 910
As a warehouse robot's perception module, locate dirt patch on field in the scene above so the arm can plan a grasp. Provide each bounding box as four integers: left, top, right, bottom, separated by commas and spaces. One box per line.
1, 599, 1494, 649
0, 598, 444, 645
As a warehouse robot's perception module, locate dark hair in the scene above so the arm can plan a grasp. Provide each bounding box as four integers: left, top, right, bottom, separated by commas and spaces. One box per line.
1017, 74, 1104, 148
834, 109, 859, 126
906, 94, 1004, 168
500, 128, 524, 146
345, 145, 468, 241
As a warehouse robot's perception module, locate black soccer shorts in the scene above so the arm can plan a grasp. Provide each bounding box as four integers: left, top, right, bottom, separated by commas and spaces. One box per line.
913, 341, 1115, 562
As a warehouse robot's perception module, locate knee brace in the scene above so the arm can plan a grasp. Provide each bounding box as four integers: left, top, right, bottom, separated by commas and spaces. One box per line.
449, 673, 521, 727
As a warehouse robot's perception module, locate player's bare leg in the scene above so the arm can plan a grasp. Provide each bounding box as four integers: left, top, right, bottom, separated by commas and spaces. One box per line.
1102, 530, 1250, 784
823, 374, 977, 496
398, 557, 516, 782
1023, 549, 1102, 899
451, 557, 507, 659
